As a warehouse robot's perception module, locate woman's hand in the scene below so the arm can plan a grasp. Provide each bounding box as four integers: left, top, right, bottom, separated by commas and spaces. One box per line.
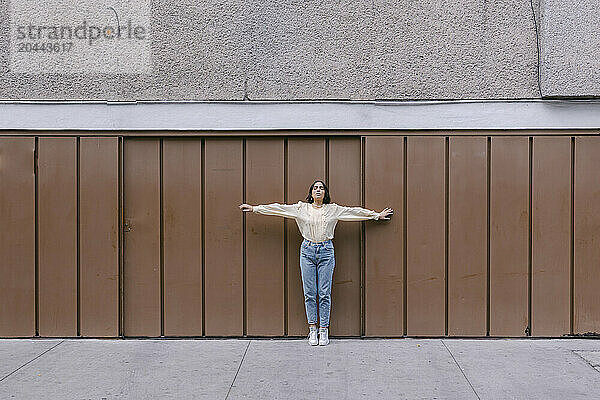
378, 207, 393, 220
239, 203, 254, 212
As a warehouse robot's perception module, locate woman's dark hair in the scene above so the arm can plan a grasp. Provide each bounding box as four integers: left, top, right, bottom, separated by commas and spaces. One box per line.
306, 180, 331, 204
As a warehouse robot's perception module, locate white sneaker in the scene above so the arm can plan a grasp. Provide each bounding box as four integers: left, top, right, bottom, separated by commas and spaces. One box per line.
308, 327, 318, 346
318, 327, 329, 346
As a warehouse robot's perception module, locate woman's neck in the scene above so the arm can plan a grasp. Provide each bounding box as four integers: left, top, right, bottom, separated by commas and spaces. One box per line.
312, 200, 324, 207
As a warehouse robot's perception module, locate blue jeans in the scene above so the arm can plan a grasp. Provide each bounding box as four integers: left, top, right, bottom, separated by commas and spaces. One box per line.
299, 238, 335, 328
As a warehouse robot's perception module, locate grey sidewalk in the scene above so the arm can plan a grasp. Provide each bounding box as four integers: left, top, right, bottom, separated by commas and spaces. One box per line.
1, 338, 600, 400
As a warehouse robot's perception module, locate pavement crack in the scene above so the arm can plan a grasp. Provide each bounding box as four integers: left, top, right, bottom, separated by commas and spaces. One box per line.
225, 340, 251, 400
572, 350, 600, 373
0, 340, 65, 384
442, 340, 481, 400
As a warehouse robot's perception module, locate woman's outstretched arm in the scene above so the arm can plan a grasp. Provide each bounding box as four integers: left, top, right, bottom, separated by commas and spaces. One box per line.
239, 201, 301, 219
334, 204, 393, 221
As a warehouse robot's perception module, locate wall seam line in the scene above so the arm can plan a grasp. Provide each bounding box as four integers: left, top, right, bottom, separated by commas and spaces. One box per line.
486, 136, 491, 336
242, 138, 247, 337
360, 136, 366, 337
403, 136, 407, 337
159, 139, 164, 337
528, 136, 533, 336
76, 137, 80, 337
283, 138, 288, 336
34, 137, 39, 337
118, 136, 124, 337
445, 136, 449, 337
570, 136, 575, 334
201, 138, 206, 337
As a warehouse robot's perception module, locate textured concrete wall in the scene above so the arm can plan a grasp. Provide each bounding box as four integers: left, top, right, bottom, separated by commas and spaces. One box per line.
540, 0, 600, 97
0, 0, 541, 101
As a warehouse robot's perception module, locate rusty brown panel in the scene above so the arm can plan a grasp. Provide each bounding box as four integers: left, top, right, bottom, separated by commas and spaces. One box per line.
406, 137, 445, 336
162, 139, 202, 336
123, 139, 161, 336
490, 136, 529, 336
448, 137, 487, 336
0, 138, 35, 337
287, 138, 326, 336
245, 139, 285, 336
574, 137, 600, 334
531, 137, 571, 336
38, 138, 77, 337
204, 139, 243, 336
364, 136, 404, 337
328, 138, 361, 336
79, 137, 119, 337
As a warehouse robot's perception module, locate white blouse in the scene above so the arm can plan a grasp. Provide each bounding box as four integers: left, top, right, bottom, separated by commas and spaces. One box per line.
252, 201, 381, 243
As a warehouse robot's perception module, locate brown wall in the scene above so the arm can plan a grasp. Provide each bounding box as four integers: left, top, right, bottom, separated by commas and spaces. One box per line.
1, 133, 598, 338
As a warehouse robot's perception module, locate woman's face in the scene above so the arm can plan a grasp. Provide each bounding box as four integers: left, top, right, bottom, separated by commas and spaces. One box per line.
312, 181, 325, 202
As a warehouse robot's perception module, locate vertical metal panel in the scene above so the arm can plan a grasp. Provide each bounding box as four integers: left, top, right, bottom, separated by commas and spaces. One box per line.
3, 131, 592, 338
123, 139, 161, 336
364, 136, 404, 337
38, 137, 77, 336
406, 137, 446, 335
531, 137, 571, 336
245, 139, 285, 336
490, 137, 529, 336
574, 137, 600, 334
448, 137, 487, 336
204, 139, 243, 336
0, 138, 35, 337
287, 138, 326, 335
163, 139, 202, 336
79, 137, 119, 337
328, 138, 361, 336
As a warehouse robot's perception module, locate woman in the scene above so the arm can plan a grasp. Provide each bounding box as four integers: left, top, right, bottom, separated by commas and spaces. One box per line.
239, 180, 393, 346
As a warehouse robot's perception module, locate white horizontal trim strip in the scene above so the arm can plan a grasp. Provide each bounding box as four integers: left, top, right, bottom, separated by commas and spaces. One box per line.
1, 100, 600, 130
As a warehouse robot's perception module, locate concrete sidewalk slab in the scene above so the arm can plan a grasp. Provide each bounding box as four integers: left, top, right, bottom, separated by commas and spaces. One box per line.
0, 339, 249, 399
0, 339, 62, 379
443, 339, 600, 400
228, 339, 476, 400
573, 350, 600, 372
